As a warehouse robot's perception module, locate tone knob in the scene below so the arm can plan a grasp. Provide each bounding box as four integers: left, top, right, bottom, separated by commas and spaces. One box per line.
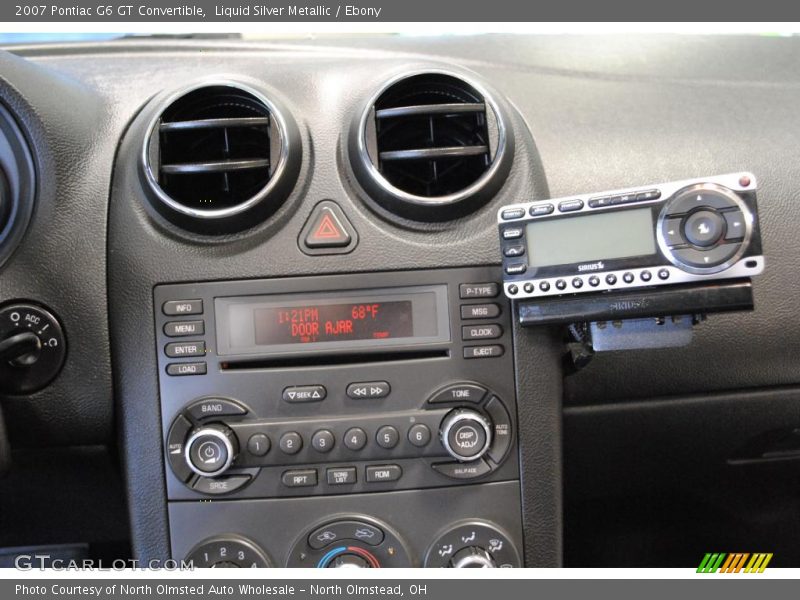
449, 547, 496, 568
439, 409, 492, 462
184, 424, 238, 478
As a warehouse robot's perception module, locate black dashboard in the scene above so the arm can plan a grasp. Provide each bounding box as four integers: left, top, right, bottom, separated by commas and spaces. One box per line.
1, 34, 799, 568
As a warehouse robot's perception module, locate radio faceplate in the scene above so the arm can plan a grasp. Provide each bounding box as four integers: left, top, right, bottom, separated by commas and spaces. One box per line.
154, 266, 518, 502
498, 173, 764, 300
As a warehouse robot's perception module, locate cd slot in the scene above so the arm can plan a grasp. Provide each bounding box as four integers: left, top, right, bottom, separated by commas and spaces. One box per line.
220, 348, 450, 370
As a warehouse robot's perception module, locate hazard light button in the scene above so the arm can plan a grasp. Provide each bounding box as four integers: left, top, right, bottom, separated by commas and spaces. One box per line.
300, 201, 357, 254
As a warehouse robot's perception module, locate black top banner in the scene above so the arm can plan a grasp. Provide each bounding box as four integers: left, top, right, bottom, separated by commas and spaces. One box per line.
2, 0, 800, 22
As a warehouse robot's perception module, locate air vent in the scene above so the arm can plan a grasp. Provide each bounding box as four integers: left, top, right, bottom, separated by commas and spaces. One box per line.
143, 82, 300, 233
0, 103, 35, 268
351, 72, 512, 220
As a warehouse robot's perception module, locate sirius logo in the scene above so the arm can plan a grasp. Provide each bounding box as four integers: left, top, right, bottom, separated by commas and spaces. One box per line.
578, 261, 605, 272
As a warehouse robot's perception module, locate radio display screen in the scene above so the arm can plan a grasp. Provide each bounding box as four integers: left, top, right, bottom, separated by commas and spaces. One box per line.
526, 208, 656, 268
215, 285, 450, 356
253, 301, 413, 345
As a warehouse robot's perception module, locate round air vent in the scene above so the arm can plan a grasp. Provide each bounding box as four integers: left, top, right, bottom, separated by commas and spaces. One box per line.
142, 82, 300, 233
350, 72, 513, 221
0, 103, 35, 268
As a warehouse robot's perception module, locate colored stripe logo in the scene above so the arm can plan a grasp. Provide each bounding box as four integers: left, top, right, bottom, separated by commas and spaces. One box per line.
697, 553, 773, 573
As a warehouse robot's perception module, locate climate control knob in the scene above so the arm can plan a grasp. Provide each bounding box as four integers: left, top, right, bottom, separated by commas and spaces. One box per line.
185, 424, 238, 478
450, 547, 496, 568
439, 409, 492, 462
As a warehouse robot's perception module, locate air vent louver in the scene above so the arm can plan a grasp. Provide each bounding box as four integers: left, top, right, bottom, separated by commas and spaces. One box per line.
143, 83, 300, 233
352, 72, 511, 220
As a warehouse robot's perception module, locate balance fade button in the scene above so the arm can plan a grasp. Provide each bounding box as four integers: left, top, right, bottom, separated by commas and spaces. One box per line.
281, 469, 317, 487
464, 345, 504, 359
165, 341, 205, 358
428, 383, 487, 405
723, 210, 746, 241
431, 459, 492, 480
186, 398, 246, 421
326, 467, 357, 486
459, 283, 499, 299
163, 299, 203, 316
461, 304, 501, 320
166, 362, 206, 376
282, 385, 327, 403
662, 217, 685, 247
462, 324, 503, 341
192, 475, 250, 495
365, 464, 402, 483
346, 381, 390, 400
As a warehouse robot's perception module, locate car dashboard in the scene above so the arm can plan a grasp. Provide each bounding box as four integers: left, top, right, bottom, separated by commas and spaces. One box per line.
0, 34, 799, 568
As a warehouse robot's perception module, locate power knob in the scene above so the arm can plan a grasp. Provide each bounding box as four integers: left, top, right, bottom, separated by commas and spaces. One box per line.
439, 409, 492, 462
449, 547, 496, 568
184, 424, 238, 478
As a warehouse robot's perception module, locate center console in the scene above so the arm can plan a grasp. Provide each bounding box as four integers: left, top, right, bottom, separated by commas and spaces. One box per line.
156, 266, 523, 567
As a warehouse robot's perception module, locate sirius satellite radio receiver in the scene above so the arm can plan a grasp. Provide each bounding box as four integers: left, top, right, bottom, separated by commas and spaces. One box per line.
499, 172, 764, 298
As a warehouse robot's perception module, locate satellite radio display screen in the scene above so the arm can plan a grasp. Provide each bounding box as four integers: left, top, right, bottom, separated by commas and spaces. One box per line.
254, 301, 414, 345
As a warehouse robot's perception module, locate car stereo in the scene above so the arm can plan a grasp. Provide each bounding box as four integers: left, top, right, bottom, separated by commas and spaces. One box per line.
498, 172, 764, 299
155, 267, 523, 567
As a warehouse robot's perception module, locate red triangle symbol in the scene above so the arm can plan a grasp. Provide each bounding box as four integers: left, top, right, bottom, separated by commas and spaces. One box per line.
314, 213, 342, 239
